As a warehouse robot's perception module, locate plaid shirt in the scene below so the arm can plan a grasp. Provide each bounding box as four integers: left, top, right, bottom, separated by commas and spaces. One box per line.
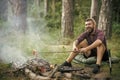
77, 29, 107, 48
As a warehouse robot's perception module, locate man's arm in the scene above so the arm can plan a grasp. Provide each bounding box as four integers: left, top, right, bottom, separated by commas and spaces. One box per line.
74, 40, 79, 46
72, 40, 81, 53
79, 39, 102, 53
73, 32, 87, 52
72, 40, 79, 50
86, 39, 102, 51
87, 30, 105, 51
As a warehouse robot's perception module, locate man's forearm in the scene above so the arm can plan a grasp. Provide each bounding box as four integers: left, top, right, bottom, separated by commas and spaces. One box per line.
73, 40, 79, 47
86, 39, 102, 51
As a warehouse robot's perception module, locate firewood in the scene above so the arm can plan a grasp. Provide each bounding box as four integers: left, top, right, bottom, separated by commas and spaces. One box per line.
25, 68, 51, 80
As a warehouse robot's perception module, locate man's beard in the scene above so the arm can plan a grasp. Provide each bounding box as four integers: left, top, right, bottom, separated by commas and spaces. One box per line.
86, 28, 94, 34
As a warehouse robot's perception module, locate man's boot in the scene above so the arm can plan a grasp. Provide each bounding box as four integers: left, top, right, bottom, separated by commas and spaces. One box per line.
92, 64, 100, 73
61, 61, 72, 67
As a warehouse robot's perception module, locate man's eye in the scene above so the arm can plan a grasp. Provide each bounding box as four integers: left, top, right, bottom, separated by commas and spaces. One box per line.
88, 23, 91, 25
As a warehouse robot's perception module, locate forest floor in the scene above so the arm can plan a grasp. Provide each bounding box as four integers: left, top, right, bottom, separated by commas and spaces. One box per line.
73, 62, 120, 80
0, 35, 120, 80
0, 59, 120, 80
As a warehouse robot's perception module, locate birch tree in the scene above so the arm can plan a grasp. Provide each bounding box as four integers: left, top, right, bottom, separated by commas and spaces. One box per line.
98, 0, 112, 39
44, 0, 48, 16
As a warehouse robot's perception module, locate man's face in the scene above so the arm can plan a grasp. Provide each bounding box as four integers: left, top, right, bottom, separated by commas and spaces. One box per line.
85, 21, 94, 33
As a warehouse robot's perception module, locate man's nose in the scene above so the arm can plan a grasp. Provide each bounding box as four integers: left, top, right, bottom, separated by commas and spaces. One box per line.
85, 25, 89, 28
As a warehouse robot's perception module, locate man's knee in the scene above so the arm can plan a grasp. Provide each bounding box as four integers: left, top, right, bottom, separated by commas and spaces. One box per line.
97, 43, 106, 51
77, 39, 88, 48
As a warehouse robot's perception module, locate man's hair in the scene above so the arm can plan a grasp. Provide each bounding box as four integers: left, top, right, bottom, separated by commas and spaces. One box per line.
85, 18, 96, 27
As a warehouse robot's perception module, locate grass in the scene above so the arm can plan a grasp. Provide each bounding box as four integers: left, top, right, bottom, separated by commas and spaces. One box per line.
39, 45, 72, 64
107, 35, 120, 57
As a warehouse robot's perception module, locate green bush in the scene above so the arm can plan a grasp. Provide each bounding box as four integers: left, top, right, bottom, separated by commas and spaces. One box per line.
112, 22, 120, 35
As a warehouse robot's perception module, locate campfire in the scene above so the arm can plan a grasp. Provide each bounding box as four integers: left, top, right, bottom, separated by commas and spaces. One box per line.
10, 58, 91, 80
4, 50, 91, 80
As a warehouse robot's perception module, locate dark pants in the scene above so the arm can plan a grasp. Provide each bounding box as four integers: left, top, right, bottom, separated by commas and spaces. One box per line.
84, 48, 109, 61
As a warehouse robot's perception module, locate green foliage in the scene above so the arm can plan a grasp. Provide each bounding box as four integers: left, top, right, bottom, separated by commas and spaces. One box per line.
112, 22, 120, 35
45, 1, 61, 29
45, 14, 61, 29
107, 34, 120, 57
74, 15, 85, 38
0, 20, 8, 29
71, 0, 91, 39
27, 0, 44, 18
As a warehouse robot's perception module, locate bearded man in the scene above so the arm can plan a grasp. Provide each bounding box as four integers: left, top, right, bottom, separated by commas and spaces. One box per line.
61, 18, 108, 73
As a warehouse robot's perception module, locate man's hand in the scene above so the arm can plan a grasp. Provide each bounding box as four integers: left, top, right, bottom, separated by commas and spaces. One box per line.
72, 47, 80, 53
72, 40, 80, 53
79, 47, 88, 53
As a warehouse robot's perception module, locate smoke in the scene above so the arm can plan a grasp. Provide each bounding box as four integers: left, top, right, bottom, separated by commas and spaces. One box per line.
0, 45, 27, 64
0, 1, 61, 65
0, 17, 64, 65
0, 19, 52, 65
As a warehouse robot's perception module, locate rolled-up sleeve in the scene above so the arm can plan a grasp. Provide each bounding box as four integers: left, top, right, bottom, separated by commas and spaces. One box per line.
97, 31, 105, 42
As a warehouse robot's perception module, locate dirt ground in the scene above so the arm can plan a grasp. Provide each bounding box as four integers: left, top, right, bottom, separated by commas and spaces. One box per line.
72, 63, 120, 80
0, 61, 120, 80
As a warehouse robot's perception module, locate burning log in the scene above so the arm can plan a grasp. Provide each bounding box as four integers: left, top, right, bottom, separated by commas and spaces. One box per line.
26, 58, 51, 74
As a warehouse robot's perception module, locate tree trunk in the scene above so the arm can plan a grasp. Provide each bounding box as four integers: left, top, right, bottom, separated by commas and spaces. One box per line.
61, 0, 74, 38
9, 0, 27, 33
34, 0, 40, 7
51, 0, 55, 16
98, 0, 112, 39
90, 0, 99, 26
34, 0, 41, 18
0, 0, 8, 21
44, 0, 48, 16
